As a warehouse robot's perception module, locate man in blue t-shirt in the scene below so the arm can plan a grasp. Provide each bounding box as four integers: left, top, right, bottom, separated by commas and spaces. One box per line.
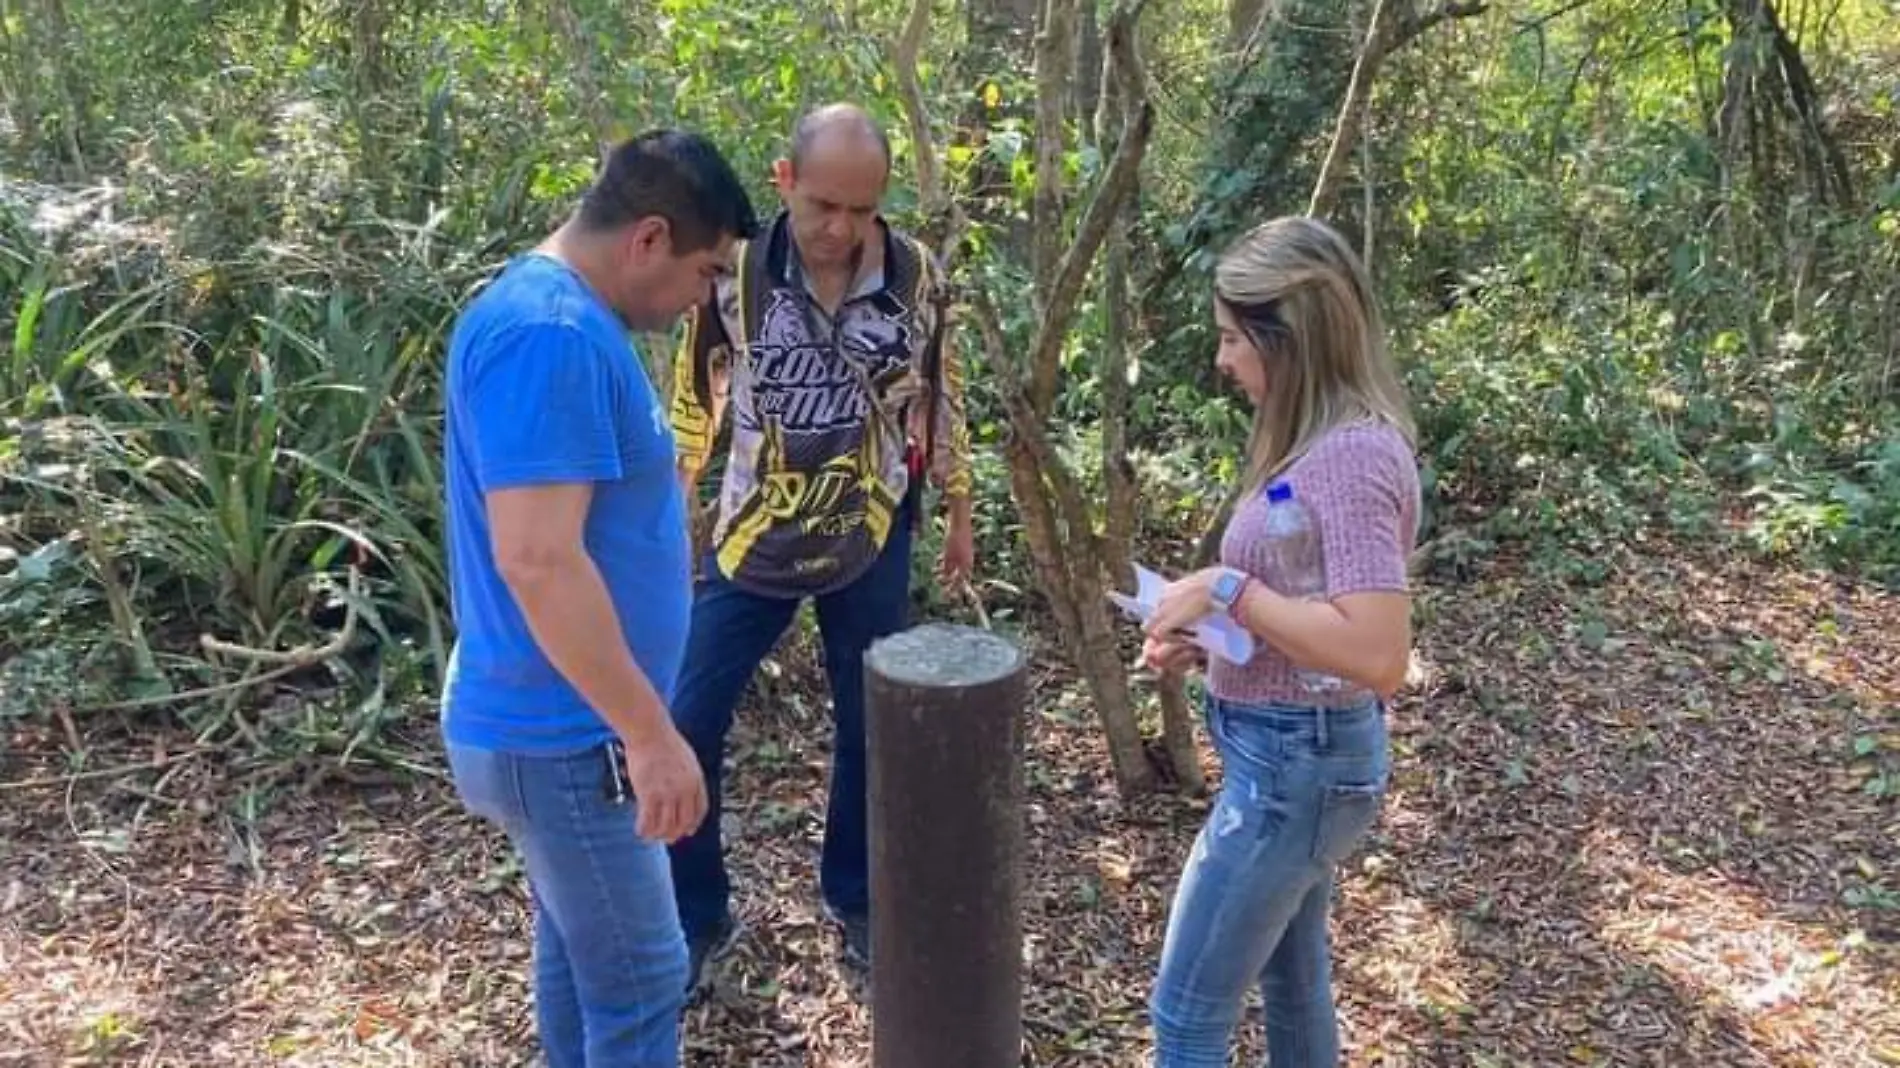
440, 129, 757, 1068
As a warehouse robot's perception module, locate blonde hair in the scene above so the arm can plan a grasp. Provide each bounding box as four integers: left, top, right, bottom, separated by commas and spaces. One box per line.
1214, 215, 1416, 493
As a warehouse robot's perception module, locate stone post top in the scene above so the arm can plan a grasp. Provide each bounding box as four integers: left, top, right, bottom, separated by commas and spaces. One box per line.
866, 623, 1025, 689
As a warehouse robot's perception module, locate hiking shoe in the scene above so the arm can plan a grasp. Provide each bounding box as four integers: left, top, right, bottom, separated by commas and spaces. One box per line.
685, 913, 743, 993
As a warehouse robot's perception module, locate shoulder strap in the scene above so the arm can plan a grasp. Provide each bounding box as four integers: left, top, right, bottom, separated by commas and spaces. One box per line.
736, 236, 760, 349
690, 237, 755, 416
908, 235, 948, 471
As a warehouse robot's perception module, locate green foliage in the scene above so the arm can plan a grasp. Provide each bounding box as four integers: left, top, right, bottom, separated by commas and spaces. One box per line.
1, 0, 1897, 746
1372, 0, 1900, 582
4, 201, 470, 704
1153, 0, 1356, 285
0, 0, 940, 720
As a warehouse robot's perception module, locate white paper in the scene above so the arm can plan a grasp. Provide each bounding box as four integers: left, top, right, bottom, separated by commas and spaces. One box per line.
1108, 563, 1257, 665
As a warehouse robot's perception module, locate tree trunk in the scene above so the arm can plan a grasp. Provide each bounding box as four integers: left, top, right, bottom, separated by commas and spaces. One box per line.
1000, 378, 1153, 794
1157, 680, 1201, 789
1719, 0, 1852, 209
35, 0, 89, 173
1030, 0, 1076, 307
350, 0, 390, 205
548, 0, 618, 157
1717, 1, 1756, 230
1094, 39, 1202, 794
0, 0, 39, 158
1094, 34, 1136, 585
1016, 0, 1159, 796
1074, 1, 1102, 133
899, 0, 1161, 795
959, 0, 1039, 253
1016, 1, 1159, 796
1757, 0, 1853, 207
897, 0, 966, 261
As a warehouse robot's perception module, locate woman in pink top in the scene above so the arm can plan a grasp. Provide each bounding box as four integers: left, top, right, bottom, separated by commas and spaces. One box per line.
1141, 216, 1421, 1067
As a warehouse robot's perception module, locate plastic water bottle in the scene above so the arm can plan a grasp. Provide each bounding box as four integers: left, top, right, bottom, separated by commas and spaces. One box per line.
1260, 481, 1345, 694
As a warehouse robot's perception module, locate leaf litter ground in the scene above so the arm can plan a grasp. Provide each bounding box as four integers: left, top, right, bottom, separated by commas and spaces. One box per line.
1, 544, 1896, 1066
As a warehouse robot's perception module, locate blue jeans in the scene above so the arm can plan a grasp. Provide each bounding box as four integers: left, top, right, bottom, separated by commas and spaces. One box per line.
447, 742, 689, 1068
667, 509, 913, 940
1150, 696, 1390, 1067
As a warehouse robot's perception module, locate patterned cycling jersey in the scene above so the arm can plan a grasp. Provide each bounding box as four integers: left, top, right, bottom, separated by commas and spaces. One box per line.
669, 212, 972, 597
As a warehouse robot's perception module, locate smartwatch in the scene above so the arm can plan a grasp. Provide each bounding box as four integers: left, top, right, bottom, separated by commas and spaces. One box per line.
1209, 567, 1250, 616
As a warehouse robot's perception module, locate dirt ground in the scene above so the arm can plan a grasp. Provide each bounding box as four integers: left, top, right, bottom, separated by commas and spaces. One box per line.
2, 545, 1897, 1066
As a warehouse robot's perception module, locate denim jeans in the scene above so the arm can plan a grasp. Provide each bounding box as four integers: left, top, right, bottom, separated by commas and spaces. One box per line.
667, 506, 914, 941
1150, 695, 1390, 1068
447, 742, 689, 1068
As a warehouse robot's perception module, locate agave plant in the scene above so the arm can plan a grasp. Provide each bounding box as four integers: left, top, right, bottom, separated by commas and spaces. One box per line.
7, 250, 458, 703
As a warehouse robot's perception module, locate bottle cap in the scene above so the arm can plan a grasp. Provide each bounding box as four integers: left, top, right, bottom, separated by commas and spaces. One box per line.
1266, 481, 1293, 503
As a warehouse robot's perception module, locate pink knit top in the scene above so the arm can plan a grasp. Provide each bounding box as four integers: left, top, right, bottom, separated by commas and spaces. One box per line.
1207, 419, 1421, 707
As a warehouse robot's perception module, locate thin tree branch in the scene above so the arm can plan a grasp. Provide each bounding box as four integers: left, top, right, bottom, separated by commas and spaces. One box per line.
1032, 0, 1079, 304
1758, 0, 1855, 205
967, 292, 1086, 627
79, 568, 363, 714
893, 0, 969, 260
1309, 0, 1398, 218
1388, 0, 1488, 52
1136, 0, 1483, 329
1029, 0, 1155, 415
547, 0, 617, 159
1513, 0, 1598, 36
0, 749, 211, 793
976, 286, 1108, 571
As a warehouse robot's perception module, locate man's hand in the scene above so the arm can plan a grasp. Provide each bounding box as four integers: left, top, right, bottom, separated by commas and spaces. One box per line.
937, 498, 975, 588
622, 726, 708, 843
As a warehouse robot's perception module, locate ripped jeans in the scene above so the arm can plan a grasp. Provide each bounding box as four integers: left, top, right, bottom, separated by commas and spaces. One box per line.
1150, 695, 1389, 1068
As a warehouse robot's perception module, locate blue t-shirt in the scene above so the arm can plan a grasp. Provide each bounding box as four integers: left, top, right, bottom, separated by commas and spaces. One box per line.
439, 253, 691, 753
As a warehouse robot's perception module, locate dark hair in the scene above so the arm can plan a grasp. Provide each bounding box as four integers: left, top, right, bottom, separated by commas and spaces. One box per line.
576, 130, 759, 252
1220, 295, 1290, 359
789, 105, 892, 174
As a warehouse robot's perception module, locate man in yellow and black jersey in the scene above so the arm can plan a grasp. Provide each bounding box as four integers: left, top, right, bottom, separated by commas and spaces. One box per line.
665, 103, 975, 986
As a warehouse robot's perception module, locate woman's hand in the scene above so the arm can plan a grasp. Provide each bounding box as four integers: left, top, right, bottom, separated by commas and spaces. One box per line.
1141, 633, 1206, 675
1145, 567, 1223, 639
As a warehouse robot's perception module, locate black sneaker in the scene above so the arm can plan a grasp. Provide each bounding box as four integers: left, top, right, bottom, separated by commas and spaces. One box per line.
685, 913, 742, 994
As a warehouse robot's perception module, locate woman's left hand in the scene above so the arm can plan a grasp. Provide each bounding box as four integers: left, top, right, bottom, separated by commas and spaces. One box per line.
1141, 633, 1206, 675
1146, 567, 1222, 638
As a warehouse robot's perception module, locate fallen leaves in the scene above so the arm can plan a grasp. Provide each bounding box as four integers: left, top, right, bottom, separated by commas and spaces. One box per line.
0, 542, 1896, 1064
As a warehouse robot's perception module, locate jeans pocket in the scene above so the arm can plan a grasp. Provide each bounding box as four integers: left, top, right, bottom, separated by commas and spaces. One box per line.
1309, 781, 1383, 866
1213, 709, 1283, 770
447, 745, 524, 828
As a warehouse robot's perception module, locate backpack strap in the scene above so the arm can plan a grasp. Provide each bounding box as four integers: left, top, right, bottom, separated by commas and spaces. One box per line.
903, 234, 949, 530
915, 239, 946, 476
690, 237, 756, 418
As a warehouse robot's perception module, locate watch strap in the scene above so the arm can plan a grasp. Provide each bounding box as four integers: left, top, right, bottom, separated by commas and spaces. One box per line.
1211, 567, 1246, 611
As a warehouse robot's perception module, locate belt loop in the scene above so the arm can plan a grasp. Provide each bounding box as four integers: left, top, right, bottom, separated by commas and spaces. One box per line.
1316, 703, 1331, 750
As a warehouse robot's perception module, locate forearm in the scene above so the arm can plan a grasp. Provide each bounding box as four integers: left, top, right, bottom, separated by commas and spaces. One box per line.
1233, 585, 1409, 696
505, 554, 671, 744
945, 489, 972, 526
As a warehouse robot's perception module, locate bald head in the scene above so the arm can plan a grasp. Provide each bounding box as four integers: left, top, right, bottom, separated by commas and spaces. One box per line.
777, 104, 891, 271
789, 103, 892, 177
